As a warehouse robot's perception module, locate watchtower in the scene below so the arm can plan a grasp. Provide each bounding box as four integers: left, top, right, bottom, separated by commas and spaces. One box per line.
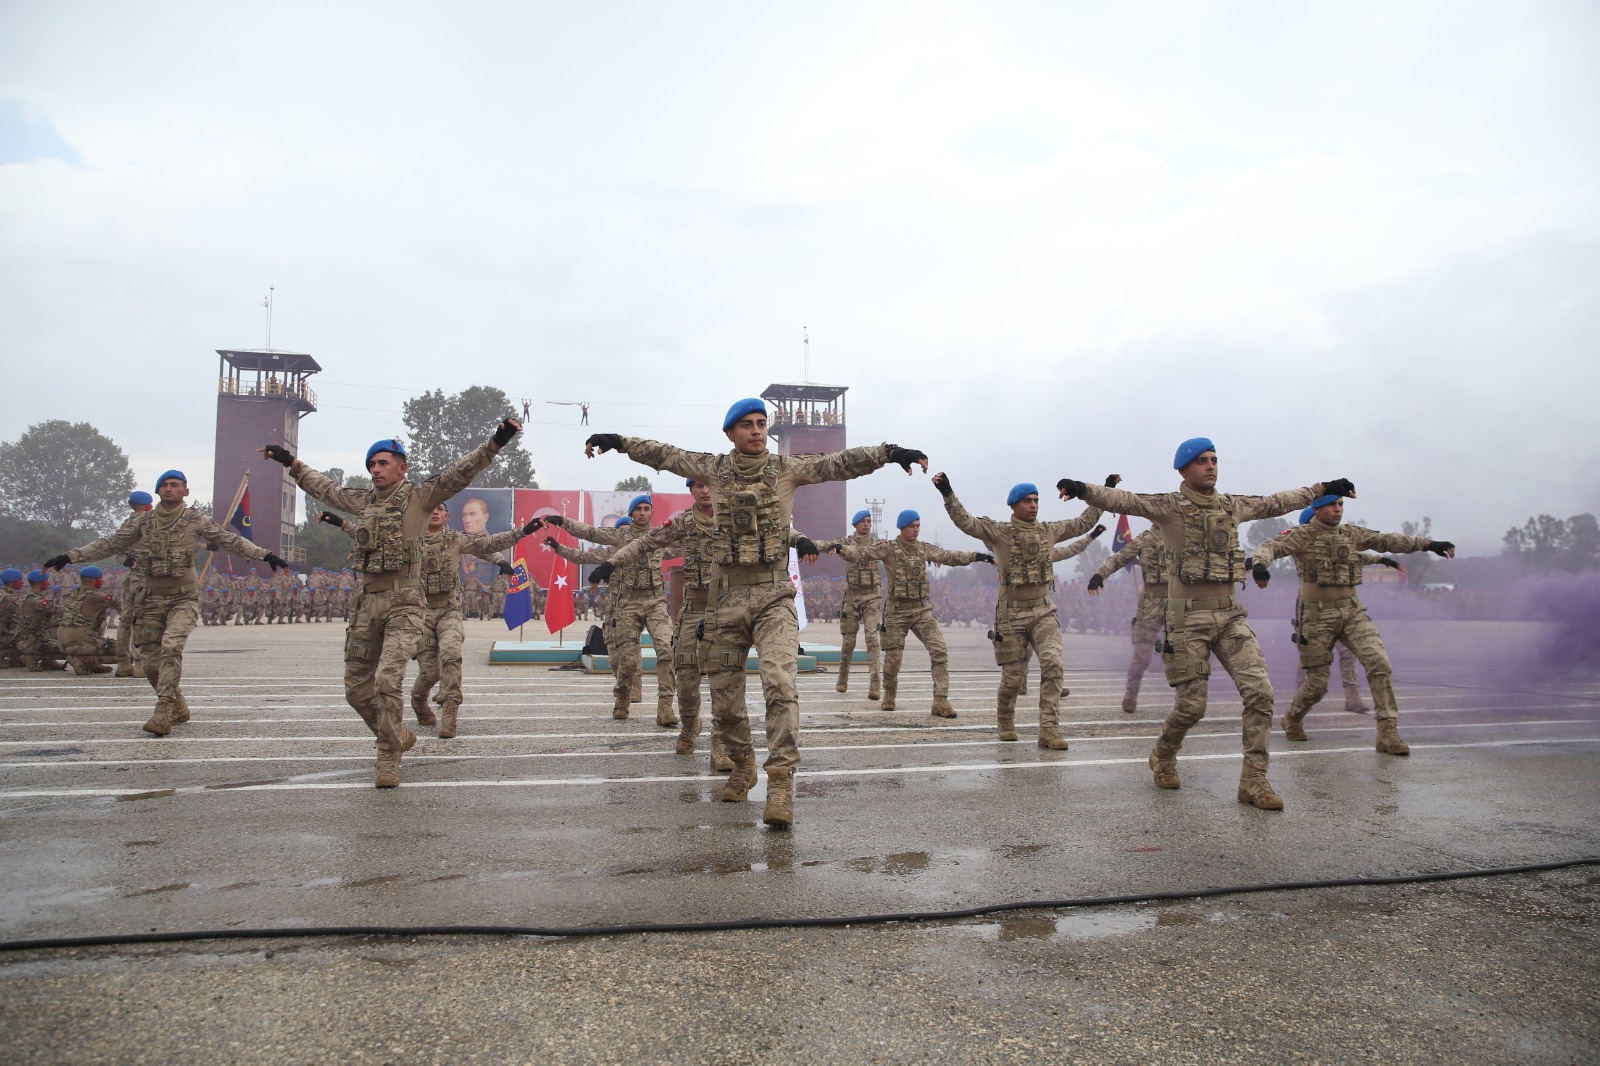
762, 382, 848, 578
213, 349, 320, 568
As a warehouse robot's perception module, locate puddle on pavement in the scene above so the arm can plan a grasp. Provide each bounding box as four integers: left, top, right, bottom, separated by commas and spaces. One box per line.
1002, 844, 1049, 860
221, 881, 260, 891
847, 851, 932, 876
116, 789, 176, 802
125, 883, 190, 898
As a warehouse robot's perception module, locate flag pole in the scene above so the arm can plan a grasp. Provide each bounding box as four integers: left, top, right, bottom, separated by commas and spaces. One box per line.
199, 471, 250, 585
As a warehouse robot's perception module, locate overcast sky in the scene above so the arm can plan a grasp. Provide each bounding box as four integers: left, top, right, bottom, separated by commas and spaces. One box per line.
2, 2, 1597, 554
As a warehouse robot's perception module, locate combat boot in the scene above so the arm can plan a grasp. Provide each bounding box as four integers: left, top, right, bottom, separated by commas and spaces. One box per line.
1121, 690, 1138, 714
763, 768, 794, 829
143, 701, 175, 737
880, 678, 897, 712
612, 694, 629, 720
867, 675, 881, 701
656, 698, 678, 729
1376, 720, 1410, 756
1149, 748, 1180, 789
709, 735, 734, 772
114, 661, 135, 678
400, 727, 418, 755
674, 715, 699, 756
721, 750, 757, 802
132, 662, 146, 678
835, 663, 849, 693
411, 691, 437, 727
171, 693, 190, 725
996, 692, 1019, 741
375, 749, 401, 788
1037, 726, 1068, 751
438, 702, 459, 739
1281, 713, 1309, 742
1237, 771, 1284, 810
931, 697, 957, 719
80, 661, 112, 675
1345, 698, 1371, 715
630, 675, 643, 703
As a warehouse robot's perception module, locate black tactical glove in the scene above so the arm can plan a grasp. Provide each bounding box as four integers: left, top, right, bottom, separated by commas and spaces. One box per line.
262, 444, 294, 467
264, 553, 288, 572
1104, 474, 1122, 488
521, 516, 543, 536
1379, 557, 1402, 569
932, 472, 953, 498
1087, 573, 1105, 592
885, 445, 927, 473
543, 514, 565, 527
543, 536, 560, 550
973, 552, 995, 564
318, 511, 344, 528
123, 556, 135, 568
1090, 524, 1107, 538
795, 537, 818, 561
44, 554, 71, 572
1321, 477, 1356, 498
589, 561, 615, 585
1427, 541, 1455, 557
497, 561, 515, 577
1056, 478, 1086, 500
1252, 563, 1271, 585
586, 433, 623, 455
492, 417, 521, 447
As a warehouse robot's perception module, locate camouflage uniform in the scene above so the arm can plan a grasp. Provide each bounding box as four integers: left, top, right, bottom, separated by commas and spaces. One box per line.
0, 585, 21, 668
1290, 552, 1389, 712
942, 492, 1102, 747
561, 516, 680, 724
1095, 529, 1171, 714
836, 538, 982, 717
56, 584, 117, 674
15, 585, 63, 671
68, 505, 272, 732
1252, 521, 1434, 754
1080, 481, 1324, 805
290, 439, 502, 780
411, 524, 523, 731
835, 530, 884, 699
115, 555, 145, 673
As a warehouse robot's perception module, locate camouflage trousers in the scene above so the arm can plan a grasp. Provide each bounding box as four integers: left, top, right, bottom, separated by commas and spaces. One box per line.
344, 583, 424, 753
413, 603, 465, 706
56, 625, 105, 673
16, 628, 62, 669
671, 597, 710, 722
136, 588, 201, 704
610, 594, 676, 712
703, 579, 800, 772
1288, 598, 1397, 722
1124, 591, 1166, 702
837, 590, 883, 686
883, 600, 950, 699
991, 597, 1065, 729
1293, 622, 1363, 705
116, 573, 143, 666
1156, 599, 1274, 774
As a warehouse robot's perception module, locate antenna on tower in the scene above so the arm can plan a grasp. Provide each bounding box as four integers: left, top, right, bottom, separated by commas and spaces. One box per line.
263, 287, 275, 350
802, 325, 810, 383
865, 498, 885, 538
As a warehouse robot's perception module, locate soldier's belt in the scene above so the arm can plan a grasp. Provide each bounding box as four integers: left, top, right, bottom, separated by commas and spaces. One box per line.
359, 574, 421, 593
144, 575, 197, 592
1142, 584, 1170, 598
1304, 595, 1357, 611
683, 589, 710, 606
891, 594, 927, 604
144, 582, 198, 598
717, 568, 787, 587
1003, 594, 1050, 608
1175, 595, 1236, 611
425, 592, 454, 609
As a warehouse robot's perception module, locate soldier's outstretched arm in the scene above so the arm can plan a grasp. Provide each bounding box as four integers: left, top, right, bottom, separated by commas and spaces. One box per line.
1094, 531, 1142, 580
58, 518, 144, 568
1351, 527, 1450, 558
459, 524, 532, 558
1051, 526, 1105, 563
606, 516, 691, 569
195, 515, 284, 569
418, 417, 522, 510
588, 435, 718, 483
935, 480, 1002, 548
793, 443, 922, 486
547, 537, 614, 565
284, 461, 371, 513
1237, 478, 1353, 523
1069, 480, 1170, 522
557, 517, 630, 547
1249, 527, 1304, 569
924, 544, 981, 567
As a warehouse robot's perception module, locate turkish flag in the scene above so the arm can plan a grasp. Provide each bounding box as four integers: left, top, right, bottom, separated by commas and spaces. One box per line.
515, 490, 579, 634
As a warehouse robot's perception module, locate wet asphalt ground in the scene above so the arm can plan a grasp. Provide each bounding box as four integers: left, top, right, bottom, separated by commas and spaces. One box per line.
1, 616, 1596, 1064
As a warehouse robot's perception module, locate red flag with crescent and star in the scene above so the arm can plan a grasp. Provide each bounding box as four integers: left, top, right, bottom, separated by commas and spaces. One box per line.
1110, 513, 1133, 570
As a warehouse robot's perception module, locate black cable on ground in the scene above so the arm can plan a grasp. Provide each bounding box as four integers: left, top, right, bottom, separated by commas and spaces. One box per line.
3, 856, 1595, 954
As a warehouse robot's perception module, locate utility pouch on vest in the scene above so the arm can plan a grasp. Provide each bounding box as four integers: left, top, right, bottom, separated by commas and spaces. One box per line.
137, 613, 164, 646
1295, 600, 1333, 668
881, 602, 906, 651
1162, 642, 1210, 686
990, 600, 1027, 666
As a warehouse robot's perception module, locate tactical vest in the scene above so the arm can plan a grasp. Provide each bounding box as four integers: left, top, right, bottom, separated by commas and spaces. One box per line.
143, 509, 197, 579
1305, 526, 1363, 588
351, 481, 417, 574
1004, 521, 1054, 587
419, 531, 456, 595
712, 454, 787, 567
1175, 496, 1245, 584
889, 542, 929, 600
60, 587, 103, 629
1138, 536, 1170, 586
846, 534, 882, 591
681, 515, 715, 591
618, 526, 663, 593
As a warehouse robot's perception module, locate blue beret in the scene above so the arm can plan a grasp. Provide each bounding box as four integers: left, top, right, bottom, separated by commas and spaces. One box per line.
851, 510, 871, 526
685, 478, 696, 488
722, 397, 767, 432
128, 491, 153, 507
155, 469, 187, 488
1007, 483, 1038, 507
1173, 437, 1215, 470
27, 570, 47, 584
1299, 507, 1315, 525
627, 494, 652, 516
615, 517, 631, 527
1311, 494, 1342, 510
896, 509, 920, 529
366, 438, 406, 466
80, 565, 104, 580
0, 568, 23, 584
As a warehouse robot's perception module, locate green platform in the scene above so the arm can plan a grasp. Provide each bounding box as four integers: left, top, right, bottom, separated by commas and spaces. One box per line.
488, 638, 853, 673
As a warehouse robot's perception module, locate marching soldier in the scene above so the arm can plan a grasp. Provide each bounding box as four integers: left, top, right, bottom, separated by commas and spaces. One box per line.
582, 398, 923, 829
45, 470, 286, 733
264, 419, 521, 787
1089, 525, 1171, 714
834, 509, 884, 701
829, 509, 990, 718
1251, 495, 1453, 756
1283, 507, 1395, 714
114, 491, 153, 675
56, 565, 117, 675
934, 474, 1104, 749
1058, 439, 1352, 809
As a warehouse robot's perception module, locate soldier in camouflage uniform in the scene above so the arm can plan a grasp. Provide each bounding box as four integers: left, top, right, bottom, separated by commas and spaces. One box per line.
1089, 526, 1171, 714
1058, 439, 1352, 809
265, 419, 520, 788
56, 565, 117, 675
584, 398, 922, 829
114, 491, 153, 675
15, 570, 65, 671
1017, 525, 1109, 693
47, 470, 285, 734
834, 509, 885, 701
0, 568, 26, 668
1251, 495, 1453, 756
935, 474, 1104, 750
830, 509, 990, 718
545, 497, 680, 725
